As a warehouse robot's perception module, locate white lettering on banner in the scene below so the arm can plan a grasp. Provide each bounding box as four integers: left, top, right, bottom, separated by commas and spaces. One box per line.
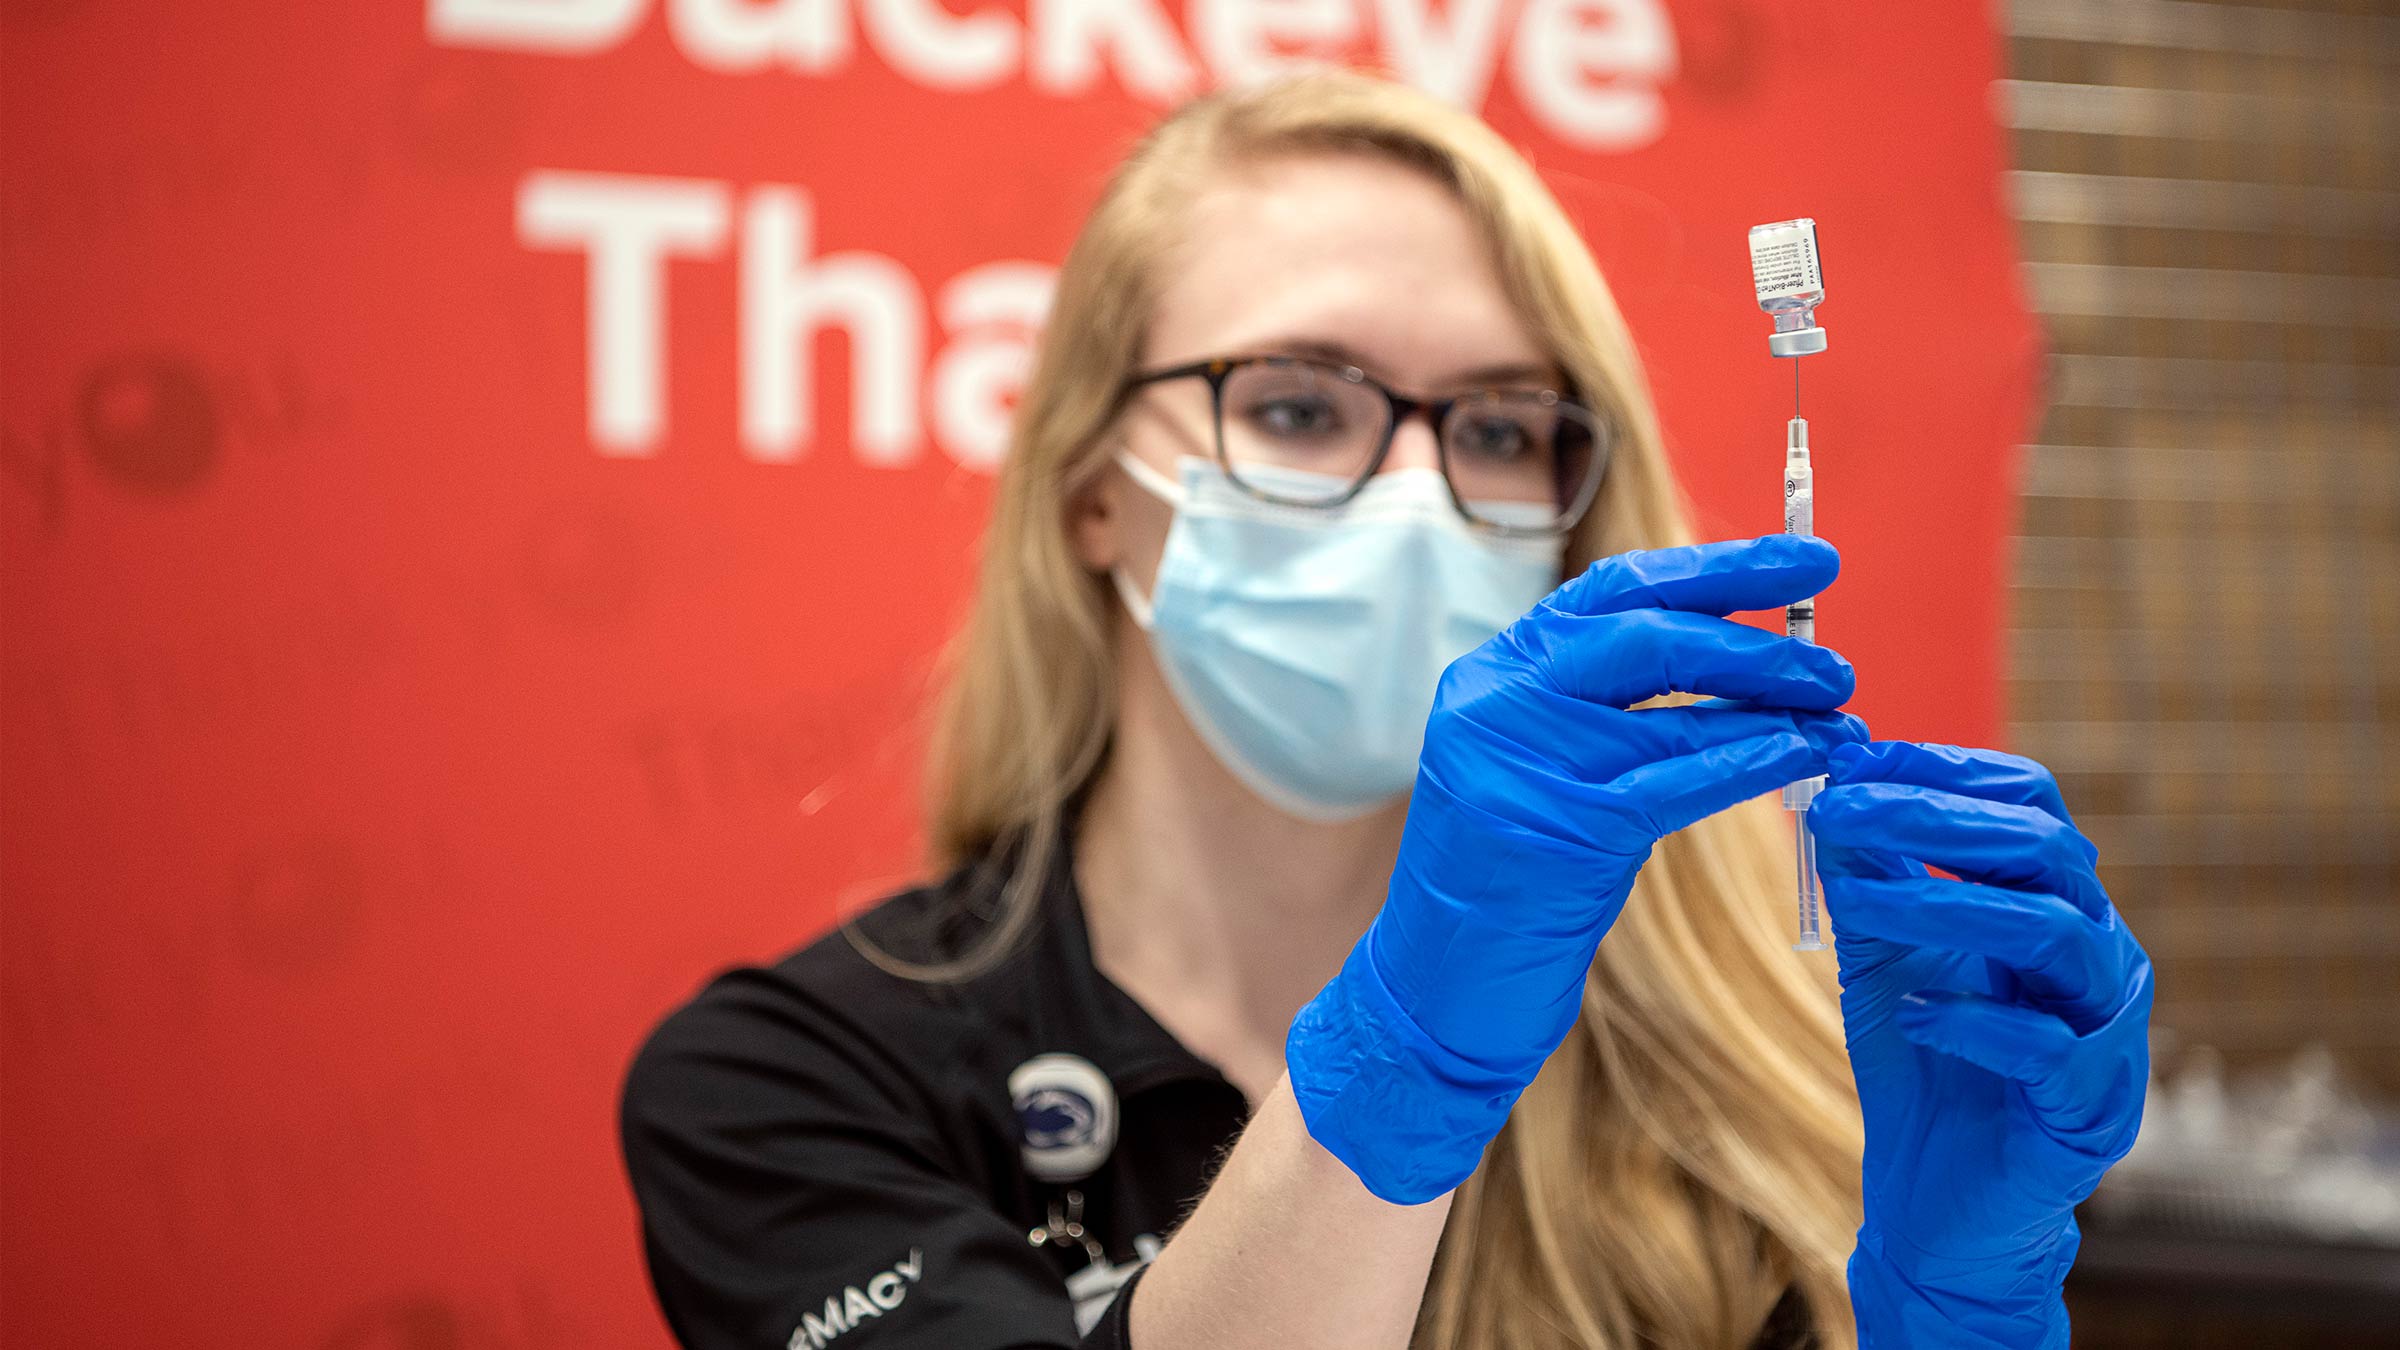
1029, 0, 1198, 104
1372, 0, 1506, 108
516, 172, 731, 456
789, 1248, 926, 1350
670, 0, 849, 75
864, 0, 1019, 89
428, 0, 645, 52
1511, 0, 1675, 150
430, 0, 1681, 152
519, 170, 1055, 465
1192, 0, 1355, 88
742, 186, 923, 465
932, 262, 1054, 470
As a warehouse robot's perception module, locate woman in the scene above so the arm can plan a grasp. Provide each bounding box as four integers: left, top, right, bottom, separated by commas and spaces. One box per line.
621, 71, 2151, 1350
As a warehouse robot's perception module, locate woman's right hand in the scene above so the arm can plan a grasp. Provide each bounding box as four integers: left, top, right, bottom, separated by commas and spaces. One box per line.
1285, 535, 1867, 1203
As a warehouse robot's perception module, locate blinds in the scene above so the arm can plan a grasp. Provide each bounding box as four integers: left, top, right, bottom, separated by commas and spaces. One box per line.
2001, 0, 2400, 1090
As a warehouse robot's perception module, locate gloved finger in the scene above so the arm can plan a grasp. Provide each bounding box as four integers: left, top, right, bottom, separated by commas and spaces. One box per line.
1599, 731, 1820, 843
1808, 762, 1929, 886
1618, 706, 1869, 763
1819, 874, 2133, 1023
1898, 983, 2149, 1164
1510, 607, 1855, 711
1813, 837, 1928, 884
1828, 740, 2089, 846
1542, 535, 1837, 619
1893, 988, 2078, 1086
1463, 687, 1866, 787
1809, 782, 2109, 918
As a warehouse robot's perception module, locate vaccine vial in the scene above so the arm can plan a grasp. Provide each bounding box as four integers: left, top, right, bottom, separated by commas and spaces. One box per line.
1748, 218, 1827, 357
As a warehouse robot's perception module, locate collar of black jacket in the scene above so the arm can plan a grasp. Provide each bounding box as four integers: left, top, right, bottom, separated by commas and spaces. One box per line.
870, 793, 1238, 1106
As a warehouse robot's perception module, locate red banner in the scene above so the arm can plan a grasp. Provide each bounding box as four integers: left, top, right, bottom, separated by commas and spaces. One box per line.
1, 3, 2035, 1344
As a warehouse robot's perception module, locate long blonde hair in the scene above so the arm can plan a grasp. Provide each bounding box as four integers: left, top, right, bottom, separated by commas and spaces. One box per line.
910, 70, 1863, 1350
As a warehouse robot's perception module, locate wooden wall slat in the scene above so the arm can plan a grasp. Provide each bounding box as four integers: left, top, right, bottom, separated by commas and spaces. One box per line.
2003, 0, 2400, 1096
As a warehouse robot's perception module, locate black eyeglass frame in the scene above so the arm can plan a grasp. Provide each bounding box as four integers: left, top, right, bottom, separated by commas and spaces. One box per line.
1115, 354, 1615, 538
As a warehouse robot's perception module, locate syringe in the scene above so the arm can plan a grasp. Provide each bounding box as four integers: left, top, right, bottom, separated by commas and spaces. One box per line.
1748, 217, 1830, 952
1782, 416, 1827, 952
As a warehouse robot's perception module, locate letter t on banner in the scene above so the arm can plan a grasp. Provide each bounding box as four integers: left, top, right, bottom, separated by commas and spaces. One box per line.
517, 171, 731, 456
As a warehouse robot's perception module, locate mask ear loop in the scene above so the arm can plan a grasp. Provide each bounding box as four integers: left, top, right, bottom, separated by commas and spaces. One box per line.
1113, 447, 1186, 507
1107, 446, 1183, 629
1110, 567, 1158, 629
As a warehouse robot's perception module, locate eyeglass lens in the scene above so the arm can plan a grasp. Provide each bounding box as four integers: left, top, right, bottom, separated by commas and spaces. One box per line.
1215, 359, 1605, 530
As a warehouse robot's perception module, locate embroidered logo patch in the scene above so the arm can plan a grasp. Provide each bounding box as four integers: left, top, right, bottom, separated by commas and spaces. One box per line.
1008, 1053, 1117, 1183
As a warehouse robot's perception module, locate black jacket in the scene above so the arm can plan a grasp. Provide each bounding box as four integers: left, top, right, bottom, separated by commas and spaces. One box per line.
621, 813, 1814, 1348
622, 822, 1243, 1349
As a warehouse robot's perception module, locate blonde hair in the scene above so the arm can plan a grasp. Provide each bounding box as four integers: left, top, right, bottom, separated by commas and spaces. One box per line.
907, 69, 1863, 1349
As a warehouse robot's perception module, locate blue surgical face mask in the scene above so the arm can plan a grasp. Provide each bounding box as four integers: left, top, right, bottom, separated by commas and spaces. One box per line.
1111, 452, 1567, 821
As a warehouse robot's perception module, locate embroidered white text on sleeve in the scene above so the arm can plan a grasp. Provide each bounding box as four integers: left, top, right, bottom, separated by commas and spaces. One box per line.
787, 1248, 924, 1349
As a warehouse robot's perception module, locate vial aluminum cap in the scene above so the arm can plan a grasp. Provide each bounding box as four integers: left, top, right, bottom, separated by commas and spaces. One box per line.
1768, 327, 1827, 357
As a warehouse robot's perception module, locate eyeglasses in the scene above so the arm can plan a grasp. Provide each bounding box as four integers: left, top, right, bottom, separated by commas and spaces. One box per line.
1117, 354, 1613, 536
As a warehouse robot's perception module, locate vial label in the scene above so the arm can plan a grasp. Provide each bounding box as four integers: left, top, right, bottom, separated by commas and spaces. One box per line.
1749, 219, 1823, 303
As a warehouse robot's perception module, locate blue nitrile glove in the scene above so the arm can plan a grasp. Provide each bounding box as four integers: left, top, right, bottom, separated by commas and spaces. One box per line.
1808, 741, 2152, 1350
1287, 536, 1868, 1203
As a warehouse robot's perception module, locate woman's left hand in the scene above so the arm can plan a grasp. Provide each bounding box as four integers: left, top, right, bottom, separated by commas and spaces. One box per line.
1808, 740, 2152, 1350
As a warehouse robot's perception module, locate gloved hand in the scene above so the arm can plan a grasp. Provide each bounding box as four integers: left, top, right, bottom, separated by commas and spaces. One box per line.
1808, 741, 2152, 1350
1287, 536, 1867, 1203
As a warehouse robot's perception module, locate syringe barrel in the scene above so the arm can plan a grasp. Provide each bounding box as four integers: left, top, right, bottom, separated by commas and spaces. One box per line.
1781, 415, 1822, 889
1784, 417, 1816, 643
1784, 419, 1814, 535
